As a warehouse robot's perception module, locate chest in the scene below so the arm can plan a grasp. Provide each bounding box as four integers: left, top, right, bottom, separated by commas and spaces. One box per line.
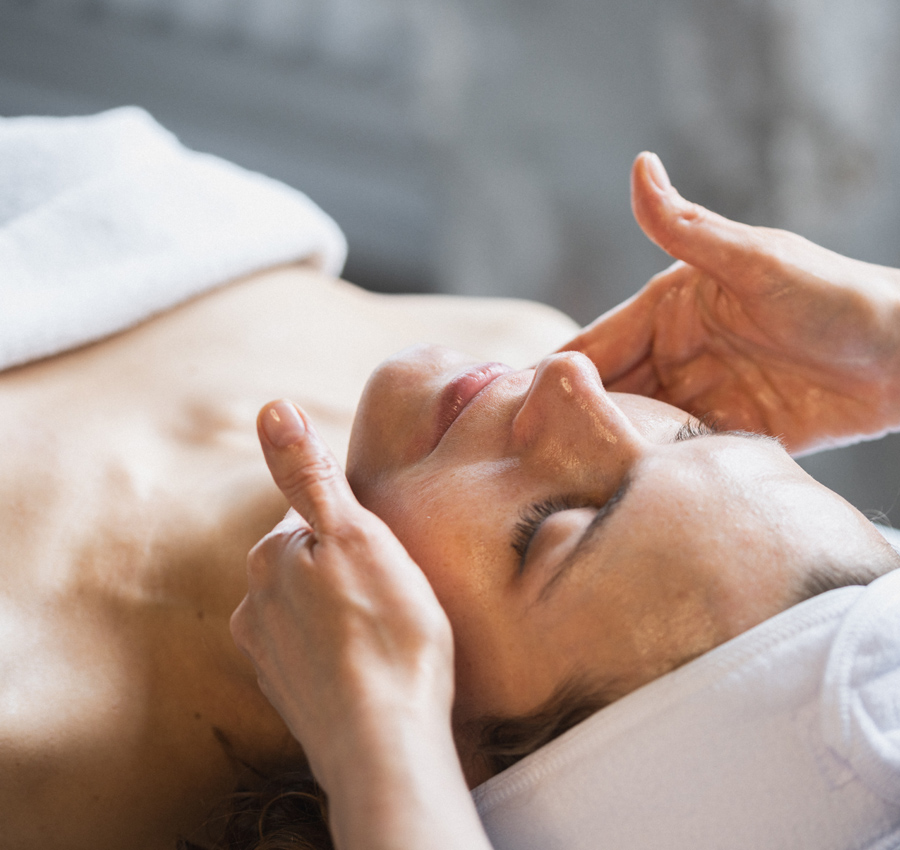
0, 396, 300, 848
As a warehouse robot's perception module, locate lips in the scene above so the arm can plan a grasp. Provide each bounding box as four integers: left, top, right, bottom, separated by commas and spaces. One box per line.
431, 362, 512, 450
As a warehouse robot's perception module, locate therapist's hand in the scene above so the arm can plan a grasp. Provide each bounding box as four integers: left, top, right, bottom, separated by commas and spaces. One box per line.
231, 400, 454, 787
562, 152, 900, 454
231, 401, 493, 850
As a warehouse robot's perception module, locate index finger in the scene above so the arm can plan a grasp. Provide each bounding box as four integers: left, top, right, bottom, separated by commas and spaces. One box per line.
557, 262, 686, 383
257, 399, 362, 536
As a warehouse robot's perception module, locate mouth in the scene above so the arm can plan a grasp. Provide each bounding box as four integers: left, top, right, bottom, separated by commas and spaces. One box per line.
430, 362, 512, 452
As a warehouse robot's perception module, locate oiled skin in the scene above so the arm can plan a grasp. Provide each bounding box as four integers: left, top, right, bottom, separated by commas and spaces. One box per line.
0, 263, 578, 850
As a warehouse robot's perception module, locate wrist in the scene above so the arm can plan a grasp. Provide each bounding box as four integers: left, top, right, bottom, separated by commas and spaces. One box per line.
322, 714, 492, 850
316, 700, 454, 794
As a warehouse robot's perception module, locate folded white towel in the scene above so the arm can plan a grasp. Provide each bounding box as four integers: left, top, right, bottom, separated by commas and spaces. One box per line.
474, 568, 900, 850
0, 107, 347, 372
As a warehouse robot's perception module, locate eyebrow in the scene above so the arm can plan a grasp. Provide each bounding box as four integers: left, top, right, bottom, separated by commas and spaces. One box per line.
535, 421, 783, 603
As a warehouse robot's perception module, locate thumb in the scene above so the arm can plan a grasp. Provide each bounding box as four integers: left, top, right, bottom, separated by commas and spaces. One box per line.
257, 399, 359, 535
631, 151, 768, 286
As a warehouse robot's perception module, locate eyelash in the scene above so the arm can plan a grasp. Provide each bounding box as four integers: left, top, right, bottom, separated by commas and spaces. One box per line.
674, 418, 717, 441
511, 496, 577, 563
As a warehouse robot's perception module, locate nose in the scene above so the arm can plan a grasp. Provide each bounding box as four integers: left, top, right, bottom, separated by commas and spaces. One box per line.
511, 352, 644, 469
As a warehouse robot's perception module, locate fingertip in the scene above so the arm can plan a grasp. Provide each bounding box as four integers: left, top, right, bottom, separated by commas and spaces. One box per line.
257, 403, 356, 533
632, 152, 677, 202
635, 151, 671, 193
632, 151, 689, 217
632, 155, 673, 248
259, 399, 307, 449
631, 155, 731, 264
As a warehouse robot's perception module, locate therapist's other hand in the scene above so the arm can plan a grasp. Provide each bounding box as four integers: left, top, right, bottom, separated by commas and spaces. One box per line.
562, 152, 900, 454
230, 400, 455, 793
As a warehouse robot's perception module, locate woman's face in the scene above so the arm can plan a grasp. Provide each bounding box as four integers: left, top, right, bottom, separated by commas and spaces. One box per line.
346, 345, 884, 727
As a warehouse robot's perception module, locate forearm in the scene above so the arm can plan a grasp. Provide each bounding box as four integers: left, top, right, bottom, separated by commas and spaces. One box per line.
324, 717, 493, 850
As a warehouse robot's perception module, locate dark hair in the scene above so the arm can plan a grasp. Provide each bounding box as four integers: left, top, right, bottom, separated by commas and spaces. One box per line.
180, 677, 617, 850
177, 768, 333, 850
473, 677, 619, 774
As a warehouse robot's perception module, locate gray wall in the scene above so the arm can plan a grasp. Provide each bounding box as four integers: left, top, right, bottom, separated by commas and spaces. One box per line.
2, 0, 899, 522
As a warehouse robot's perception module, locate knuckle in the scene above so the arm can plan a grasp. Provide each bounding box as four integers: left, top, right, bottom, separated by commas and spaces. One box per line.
229, 607, 260, 661
246, 525, 313, 583
246, 539, 277, 585
283, 453, 342, 496
673, 200, 710, 241
247, 537, 267, 562
273, 508, 304, 534
229, 606, 249, 646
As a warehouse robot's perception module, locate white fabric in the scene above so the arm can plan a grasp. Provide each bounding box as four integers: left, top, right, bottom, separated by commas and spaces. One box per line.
474, 568, 900, 850
0, 107, 347, 372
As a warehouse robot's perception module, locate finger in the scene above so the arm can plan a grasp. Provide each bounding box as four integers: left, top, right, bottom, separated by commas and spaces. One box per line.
603, 358, 661, 397
557, 261, 689, 383
257, 399, 361, 536
273, 507, 312, 537
557, 296, 653, 382
258, 512, 316, 559
630, 151, 772, 289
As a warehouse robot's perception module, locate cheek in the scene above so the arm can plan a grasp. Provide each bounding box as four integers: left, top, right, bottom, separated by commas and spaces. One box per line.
368, 481, 529, 702
358, 464, 567, 716
366, 461, 516, 600
384, 490, 510, 615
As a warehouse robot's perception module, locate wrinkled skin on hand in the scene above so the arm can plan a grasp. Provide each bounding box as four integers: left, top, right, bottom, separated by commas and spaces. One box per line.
562, 153, 900, 455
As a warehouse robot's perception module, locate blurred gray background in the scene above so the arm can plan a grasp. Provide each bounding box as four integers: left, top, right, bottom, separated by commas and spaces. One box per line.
2, 0, 899, 523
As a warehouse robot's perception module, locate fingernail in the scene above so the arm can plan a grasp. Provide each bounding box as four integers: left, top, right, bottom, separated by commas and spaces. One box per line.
645, 152, 672, 192
262, 401, 306, 448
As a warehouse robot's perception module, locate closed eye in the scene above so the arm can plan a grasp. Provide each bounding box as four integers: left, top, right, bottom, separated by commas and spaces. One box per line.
511, 496, 582, 568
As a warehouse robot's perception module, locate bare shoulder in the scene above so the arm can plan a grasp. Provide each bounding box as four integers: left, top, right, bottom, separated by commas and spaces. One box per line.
375, 290, 581, 366
200, 262, 581, 369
